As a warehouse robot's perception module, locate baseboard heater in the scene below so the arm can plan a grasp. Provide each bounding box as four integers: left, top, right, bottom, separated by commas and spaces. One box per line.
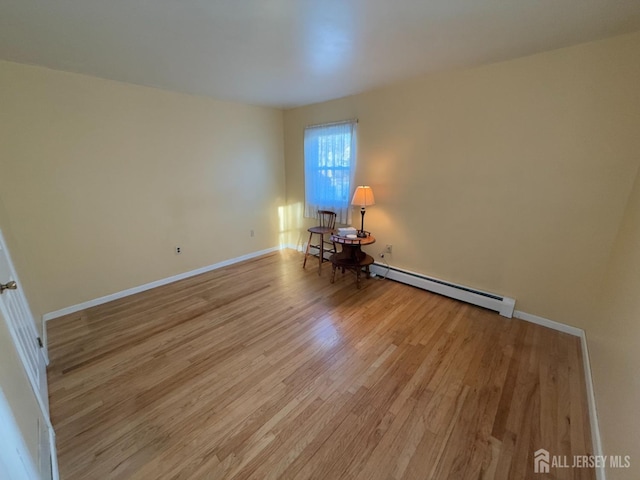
369, 263, 516, 318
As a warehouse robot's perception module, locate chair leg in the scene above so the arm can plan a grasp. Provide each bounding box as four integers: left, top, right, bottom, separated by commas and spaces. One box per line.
331, 264, 336, 283
318, 235, 324, 275
303, 232, 313, 269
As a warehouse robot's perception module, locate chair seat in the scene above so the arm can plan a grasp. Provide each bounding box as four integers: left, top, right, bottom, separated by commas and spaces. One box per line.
303, 210, 338, 275
307, 226, 334, 235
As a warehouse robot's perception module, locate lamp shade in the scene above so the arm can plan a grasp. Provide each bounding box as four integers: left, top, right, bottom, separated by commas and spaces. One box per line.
351, 186, 375, 207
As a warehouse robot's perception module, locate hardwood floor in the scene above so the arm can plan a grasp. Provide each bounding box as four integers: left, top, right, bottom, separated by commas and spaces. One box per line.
47, 250, 595, 479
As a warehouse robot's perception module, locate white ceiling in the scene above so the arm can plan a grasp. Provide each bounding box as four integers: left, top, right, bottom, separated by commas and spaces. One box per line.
1, 0, 639, 108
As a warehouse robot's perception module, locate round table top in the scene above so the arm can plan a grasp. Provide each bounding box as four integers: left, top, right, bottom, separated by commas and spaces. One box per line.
330, 233, 376, 246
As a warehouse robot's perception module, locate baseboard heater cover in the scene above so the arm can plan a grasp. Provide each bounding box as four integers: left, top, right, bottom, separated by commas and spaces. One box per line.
370, 263, 515, 318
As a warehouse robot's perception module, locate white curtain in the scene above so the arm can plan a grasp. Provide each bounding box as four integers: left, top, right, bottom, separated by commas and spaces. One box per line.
304, 120, 357, 225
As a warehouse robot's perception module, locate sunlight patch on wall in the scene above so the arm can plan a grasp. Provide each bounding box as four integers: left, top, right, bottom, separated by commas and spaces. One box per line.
278, 202, 304, 249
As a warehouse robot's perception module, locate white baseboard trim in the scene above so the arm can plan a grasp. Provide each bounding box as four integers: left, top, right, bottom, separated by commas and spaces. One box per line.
514, 310, 604, 480
579, 331, 605, 480
512, 310, 583, 337
42, 246, 281, 322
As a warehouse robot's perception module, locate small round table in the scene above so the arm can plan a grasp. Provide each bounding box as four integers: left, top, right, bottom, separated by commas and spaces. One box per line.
329, 234, 376, 288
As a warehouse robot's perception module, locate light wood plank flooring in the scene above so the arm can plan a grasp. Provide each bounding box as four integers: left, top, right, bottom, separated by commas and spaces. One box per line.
47, 250, 595, 479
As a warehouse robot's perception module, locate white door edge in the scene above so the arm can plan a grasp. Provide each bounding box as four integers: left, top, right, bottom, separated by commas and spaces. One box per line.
0, 387, 40, 480
0, 230, 49, 415
0, 230, 58, 479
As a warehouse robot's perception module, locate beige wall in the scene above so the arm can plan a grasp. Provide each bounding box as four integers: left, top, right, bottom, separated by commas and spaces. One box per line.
0, 194, 43, 337
0, 60, 285, 317
1, 30, 639, 476
0, 195, 43, 334
284, 31, 640, 327
592, 166, 640, 479
284, 32, 640, 472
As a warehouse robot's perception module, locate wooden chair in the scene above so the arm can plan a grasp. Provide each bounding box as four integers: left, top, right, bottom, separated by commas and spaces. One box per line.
303, 210, 337, 275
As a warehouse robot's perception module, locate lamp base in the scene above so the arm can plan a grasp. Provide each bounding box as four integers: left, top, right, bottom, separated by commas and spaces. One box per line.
356, 230, 369, 238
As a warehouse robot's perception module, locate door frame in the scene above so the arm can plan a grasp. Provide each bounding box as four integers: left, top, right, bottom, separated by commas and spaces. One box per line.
0, 230, 48, 411
0, 387, 40, 480
0, 230, 59, 480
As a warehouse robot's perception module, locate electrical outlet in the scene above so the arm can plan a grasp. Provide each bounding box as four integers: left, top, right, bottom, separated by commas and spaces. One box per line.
175, 246, 182, 255
384, 244, 393, 254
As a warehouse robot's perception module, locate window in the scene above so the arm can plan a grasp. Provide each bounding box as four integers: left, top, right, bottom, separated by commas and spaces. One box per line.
304, 120, 357, 224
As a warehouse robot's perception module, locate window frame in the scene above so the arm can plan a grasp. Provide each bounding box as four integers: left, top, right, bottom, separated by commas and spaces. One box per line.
303, 120, 357, 224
